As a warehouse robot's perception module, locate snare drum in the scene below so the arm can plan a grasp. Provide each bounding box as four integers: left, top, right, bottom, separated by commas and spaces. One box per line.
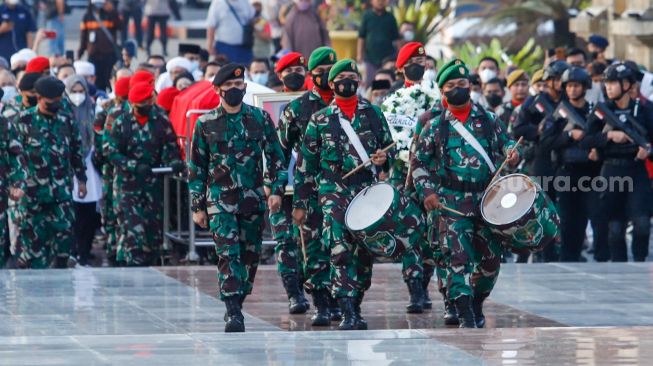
345, 182, 424, 258
480, 174, 560, 252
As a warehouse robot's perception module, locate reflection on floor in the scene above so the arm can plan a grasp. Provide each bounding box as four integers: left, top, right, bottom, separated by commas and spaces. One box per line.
1, 263, 653, 365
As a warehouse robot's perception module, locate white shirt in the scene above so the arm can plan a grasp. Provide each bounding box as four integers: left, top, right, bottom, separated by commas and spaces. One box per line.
206, 0, 255, 46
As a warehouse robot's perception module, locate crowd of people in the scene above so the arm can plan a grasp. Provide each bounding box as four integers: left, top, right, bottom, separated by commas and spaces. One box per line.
0, 0, 653, 333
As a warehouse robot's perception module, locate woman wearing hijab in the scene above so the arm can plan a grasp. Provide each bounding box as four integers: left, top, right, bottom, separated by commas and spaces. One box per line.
65, 75, 102, 266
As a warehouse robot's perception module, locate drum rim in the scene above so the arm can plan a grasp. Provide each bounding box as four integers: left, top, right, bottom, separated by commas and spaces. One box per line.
480, 173, 538, 226
345, 182, 395, 232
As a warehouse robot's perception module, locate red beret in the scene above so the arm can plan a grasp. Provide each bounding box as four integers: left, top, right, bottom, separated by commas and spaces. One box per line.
25, 56, 50, 73
396, 42, 426, 69
274, 52, 306, 73
156, 87, 180, 112
130, 70, 155, 87
114, 77, 131, 99
128, 82, 154, 104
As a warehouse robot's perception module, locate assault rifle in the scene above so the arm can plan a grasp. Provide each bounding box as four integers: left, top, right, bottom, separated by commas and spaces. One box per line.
553, 100, 588, 131
591, 102, 653, 156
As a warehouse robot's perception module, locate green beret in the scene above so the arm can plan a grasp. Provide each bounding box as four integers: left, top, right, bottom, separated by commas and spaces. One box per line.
437, 59, 470, 88
308, 47, 337, 71
328, 59, 359, 82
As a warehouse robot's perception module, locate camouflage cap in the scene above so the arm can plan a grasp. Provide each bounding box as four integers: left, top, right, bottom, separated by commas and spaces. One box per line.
308, 47, 337, 71
436, 59, 470, 88
328, 59, 359, 82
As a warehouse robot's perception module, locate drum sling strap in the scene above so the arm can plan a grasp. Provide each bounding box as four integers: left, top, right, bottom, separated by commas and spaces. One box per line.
436, 105, 496, 192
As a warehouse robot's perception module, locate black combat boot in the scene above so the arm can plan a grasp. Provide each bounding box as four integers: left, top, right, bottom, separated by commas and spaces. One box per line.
337, 297, 357, 330
224, 293, 248, 322
454, 295, 477, 328
406, 278, 425, 314
354, 293, 367, 330
473, 292, 489, 328
422, 266, 434, 310
310, 290, 331, 326
281, 273, 310, 314
440, 289, 459, 326
224, 296, 245, 332
328, 293, 342, 321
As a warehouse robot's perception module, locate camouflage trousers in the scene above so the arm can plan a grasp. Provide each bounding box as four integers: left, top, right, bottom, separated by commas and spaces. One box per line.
269, 195, 304, 276
101, 165, 118, 259
210, 212, 263, 300
426, 211, 448, 294
298, 194, 331, 292
439, 213, 502, 300
0, 208, 6, 267
11, 200, 75, 269
114, 183, 163, 266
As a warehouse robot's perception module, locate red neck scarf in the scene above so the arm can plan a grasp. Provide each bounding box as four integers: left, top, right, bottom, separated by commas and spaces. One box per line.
134, 113, 148, 126
511, 98, 523, 107
315, 87, 334, 105
335, 96, 358, 120
404, 80, 415, 88
447, 101, 472, 123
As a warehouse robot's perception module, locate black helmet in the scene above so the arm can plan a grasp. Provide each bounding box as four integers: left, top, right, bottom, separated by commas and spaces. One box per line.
623, 60, 644, 82
561, 66, 591, 89
543, 61, 570, 80
603, 62, 635, 83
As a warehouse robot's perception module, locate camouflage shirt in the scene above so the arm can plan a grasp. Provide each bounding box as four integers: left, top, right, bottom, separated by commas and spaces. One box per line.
294, 99, 395, 210
92, 99, 128, 170
13, 106, 87, 204
188, 104, 287, 214
412, 103, 518, 208
0, 116, 27, 210
107, 107, 181, 190
278, 89, 330, 156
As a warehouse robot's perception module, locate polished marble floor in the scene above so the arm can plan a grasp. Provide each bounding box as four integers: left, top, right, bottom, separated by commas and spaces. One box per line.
1, 263, 653, 365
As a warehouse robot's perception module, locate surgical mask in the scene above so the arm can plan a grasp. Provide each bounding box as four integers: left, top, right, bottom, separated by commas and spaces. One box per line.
282, 73, 305, 91
1, 86, 17, 101
135, 104, 152, 116
470, 90, 482, 103
251, 72, 269, 86
445, 87, 471, 105
479, 69, 497, 83
423, 69, 436, 82
68, 92, 86, 107
45, 100, 61, 113
333, 78, 358, 98
189, 60, 200, 72
485, 94, 503, 108
6, 0, 19, 5
404, 63, 425, 81
221, 87, 246, 106
372, 96, 385, 106
403, 31, 415, 42
296, 1, 311, 11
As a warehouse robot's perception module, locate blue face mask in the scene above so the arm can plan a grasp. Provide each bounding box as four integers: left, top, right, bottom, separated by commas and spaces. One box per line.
251, 72, 269, 86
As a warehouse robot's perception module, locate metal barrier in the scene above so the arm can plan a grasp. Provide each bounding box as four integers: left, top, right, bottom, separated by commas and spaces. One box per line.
161, 109, 277, 262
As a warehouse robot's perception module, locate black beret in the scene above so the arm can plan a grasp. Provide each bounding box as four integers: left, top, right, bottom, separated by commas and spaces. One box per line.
213, 63, 245, 86
34, 76, 65, 98
179, 43, 201, 55
18, 72, 42, 91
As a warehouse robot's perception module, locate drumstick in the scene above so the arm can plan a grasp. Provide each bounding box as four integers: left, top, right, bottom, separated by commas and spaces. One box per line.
299, 225, 308, 264
440, 205, 466, 216
491, 136, 523, 183
342, 141, 397, 180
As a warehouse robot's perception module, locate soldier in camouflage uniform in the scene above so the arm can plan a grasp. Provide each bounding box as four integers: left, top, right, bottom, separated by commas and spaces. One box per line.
11, 77, 88, 269
107, 82, 184, 267
279, 47, 339, 325
188, 64, 287, 333
496, 69, 530, 127
1, 72, 41, 120
0, 102, 27, 268
382, 42, 438, 314
294, 59, 424, 330
93, 76, 131, 265
412, 60, 521, 328
264, 52, 311, 315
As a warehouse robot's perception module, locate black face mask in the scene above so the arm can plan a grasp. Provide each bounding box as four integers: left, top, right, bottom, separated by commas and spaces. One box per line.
135, 105, 152, 116
589, 51, 599, 60
444, 87, 471, 106
26, 95, 38, 107
486, 93, 503, 108
404, 63, 425, 81
312, 71, 330, 90
221, 87, 246, 106
45, 101, 61, 113
333, 78, 358, 98
283, 73, 305, 91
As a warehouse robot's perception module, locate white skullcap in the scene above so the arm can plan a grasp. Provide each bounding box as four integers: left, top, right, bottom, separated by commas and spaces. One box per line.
166, 56, 192, 72
74, 61, 96, 77
10, 48, 37, 69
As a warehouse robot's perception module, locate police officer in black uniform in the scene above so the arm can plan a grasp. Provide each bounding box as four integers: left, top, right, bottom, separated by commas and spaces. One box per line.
513, 60, 570, 262
540, 67, 609, 262
582, 63, 653, 262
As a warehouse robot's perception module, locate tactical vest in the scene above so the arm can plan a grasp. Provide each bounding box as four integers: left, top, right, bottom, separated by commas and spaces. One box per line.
560, 102, 593, 165
601, 99, 646, 159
